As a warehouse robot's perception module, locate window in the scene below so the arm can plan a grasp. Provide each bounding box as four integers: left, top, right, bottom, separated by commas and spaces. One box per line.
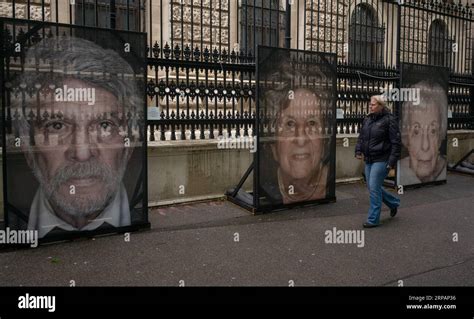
75, 0, 141, 31
428, 19, 451, 68
348, 4, 384, 65
240, 0, 284, 54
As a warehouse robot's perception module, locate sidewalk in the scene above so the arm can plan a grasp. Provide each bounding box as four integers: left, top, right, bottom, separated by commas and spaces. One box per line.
0, 172, 473, 286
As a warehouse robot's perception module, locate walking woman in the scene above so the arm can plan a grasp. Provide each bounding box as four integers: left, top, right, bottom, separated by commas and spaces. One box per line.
355, 95, 401, 228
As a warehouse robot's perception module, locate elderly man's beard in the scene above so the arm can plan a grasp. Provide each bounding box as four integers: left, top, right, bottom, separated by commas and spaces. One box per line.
31, 157, 127, 219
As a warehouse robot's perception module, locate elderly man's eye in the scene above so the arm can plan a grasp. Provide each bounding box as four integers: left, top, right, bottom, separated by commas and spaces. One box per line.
412, 124, 420, 135
98, 121, 116, 134
307, 119, 319, 127
285, 120, 296, 129
45, 121, 66, 132
99, 122, 113, 131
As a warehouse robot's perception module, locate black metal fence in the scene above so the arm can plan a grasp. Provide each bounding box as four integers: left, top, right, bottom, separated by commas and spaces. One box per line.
1, 0, 473, 141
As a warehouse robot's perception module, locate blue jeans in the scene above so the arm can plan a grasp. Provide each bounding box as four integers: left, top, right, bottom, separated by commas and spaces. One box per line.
365, 161, 400, 225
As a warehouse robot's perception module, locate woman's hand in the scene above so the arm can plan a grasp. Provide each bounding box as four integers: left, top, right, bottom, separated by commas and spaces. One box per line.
355, 153, 363, 160
386, 164, 396, 177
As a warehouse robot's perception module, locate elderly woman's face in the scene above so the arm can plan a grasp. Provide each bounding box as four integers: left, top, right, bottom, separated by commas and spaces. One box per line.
406, 102, 441, 180
272, 89, 323, 180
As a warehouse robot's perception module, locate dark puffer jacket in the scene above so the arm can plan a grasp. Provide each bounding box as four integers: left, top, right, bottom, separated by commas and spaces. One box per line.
355, 108, 401, 168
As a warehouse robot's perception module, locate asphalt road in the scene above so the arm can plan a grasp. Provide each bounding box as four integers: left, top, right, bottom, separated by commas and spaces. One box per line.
0, 172, 473, 287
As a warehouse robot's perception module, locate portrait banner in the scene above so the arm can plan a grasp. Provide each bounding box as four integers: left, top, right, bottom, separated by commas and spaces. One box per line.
256, 47, 337, 211
397, 63, 449, 187
1, 20, 149, 243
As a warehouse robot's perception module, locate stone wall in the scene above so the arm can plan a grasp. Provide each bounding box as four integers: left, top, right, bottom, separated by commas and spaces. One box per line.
170, 0, 230, 49
0, 0, 50, 21
0, 131, 472, 221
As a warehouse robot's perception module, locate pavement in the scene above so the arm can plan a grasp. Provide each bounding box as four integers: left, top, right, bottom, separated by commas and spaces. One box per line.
0, 172, 473, 287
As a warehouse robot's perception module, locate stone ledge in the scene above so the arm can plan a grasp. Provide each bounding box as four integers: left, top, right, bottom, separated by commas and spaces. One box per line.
0, 129, 472, 153
147, 130, 474, 149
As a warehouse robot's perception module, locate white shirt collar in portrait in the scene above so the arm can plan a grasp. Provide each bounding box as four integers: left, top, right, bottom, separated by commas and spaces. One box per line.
27, 184, 131, 238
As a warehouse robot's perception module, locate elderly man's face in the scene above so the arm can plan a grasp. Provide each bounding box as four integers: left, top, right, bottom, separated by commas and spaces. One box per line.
25, 78, 128, 218
406, 102, 440, 180
272, 89, 324, 181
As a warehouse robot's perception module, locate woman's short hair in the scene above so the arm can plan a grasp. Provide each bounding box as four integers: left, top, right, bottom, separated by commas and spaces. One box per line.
258, 50, 336, 167
260, 53, 334, 138
371, 94, 387, 109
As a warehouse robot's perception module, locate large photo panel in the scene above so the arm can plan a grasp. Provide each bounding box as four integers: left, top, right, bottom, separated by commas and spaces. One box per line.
2, 20, 149, 242
397, 63, 449, 187
256, 47, 337, 211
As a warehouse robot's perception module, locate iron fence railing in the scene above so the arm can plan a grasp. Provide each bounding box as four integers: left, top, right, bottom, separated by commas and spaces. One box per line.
1, 0, 473, 142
